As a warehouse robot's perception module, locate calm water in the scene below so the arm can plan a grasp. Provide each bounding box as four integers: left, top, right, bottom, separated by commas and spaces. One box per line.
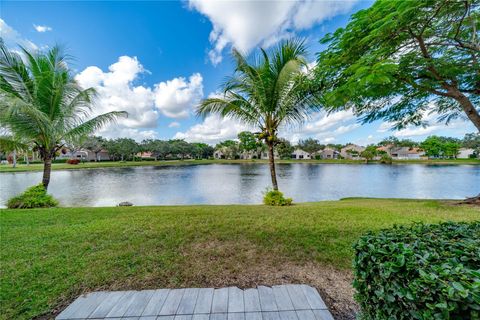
0, 163, 479, 207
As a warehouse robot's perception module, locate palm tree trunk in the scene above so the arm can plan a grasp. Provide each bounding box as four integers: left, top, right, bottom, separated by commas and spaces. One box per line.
267, 142, 279, 191
12, 149, 17, 168
42, 157, 52, 189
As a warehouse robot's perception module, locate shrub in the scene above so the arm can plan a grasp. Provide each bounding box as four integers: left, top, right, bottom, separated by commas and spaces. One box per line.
66, 159, 80, 164
379, 154, 393, 164
353, 222, 480, 320
263, 190, 292, 206
7, 184, 58, 209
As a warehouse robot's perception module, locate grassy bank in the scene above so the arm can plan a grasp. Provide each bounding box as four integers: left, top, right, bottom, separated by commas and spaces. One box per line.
1, 199, 479, 319
1, 158, 479, 173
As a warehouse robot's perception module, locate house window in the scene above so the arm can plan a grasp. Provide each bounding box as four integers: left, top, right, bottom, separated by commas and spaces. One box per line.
299, 155, 304, 159
291, 154, 296, 159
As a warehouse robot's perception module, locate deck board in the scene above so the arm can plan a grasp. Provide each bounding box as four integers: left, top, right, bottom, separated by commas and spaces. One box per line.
56, 285, 334, 319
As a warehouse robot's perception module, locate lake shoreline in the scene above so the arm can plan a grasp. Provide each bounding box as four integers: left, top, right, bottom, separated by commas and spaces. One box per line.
1, 158, 479, 173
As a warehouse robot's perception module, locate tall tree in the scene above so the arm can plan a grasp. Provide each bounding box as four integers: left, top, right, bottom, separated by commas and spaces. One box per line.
0, 42, 126, 188
462, 132, 480, 152
83, 136, 106, 161
197, 39, 322, 190
297, 138, 324, 157
237, 131, 259, 154
276, 138, 294, 159
316, 0, 480, 131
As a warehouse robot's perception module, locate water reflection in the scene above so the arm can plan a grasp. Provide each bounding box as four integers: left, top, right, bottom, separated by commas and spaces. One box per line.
0, 163, 478, 207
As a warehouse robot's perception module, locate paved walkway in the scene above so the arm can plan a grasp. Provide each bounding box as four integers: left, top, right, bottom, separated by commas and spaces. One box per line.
56, 285, 334, 319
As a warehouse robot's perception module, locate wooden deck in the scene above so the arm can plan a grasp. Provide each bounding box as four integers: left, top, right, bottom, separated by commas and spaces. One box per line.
56, 285, 334, 319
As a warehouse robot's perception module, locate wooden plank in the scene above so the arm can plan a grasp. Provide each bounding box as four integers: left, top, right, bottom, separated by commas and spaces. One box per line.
67, 291, 109, 319
296, 310, 316, 320
124, 289, 156, 317
159, 289, 186, 315
177, 288, 200, 315
88, 291, 127, 318
285, 285, 310, 310
210, 313, 228, 320
258, 286, 277, 312
272, 286, 294, 311
194, 288, 214, 314
57, 292, 99, 319
105, 291, 138, 318
312, 309, 335, 320
278, 311, 299, 320
244, 312, 262, 320
229, 312, 246, 320
228, 287, 244, 313
301, 285, 327, 310
243, 289, 261, 312
142, 289, 170, 316
192, 314, 210, 320
211, 287, 229, 313
262, 311, 281, 320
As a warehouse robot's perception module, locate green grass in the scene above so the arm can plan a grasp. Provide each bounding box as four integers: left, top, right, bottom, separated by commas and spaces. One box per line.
1, 199, 479, 319
1, 157, 479, 172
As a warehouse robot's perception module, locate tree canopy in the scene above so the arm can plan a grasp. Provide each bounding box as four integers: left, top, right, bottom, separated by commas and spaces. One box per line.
315, 0, 480, 131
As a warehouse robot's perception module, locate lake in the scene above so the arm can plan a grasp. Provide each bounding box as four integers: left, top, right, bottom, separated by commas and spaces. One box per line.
0, 163, 479, 207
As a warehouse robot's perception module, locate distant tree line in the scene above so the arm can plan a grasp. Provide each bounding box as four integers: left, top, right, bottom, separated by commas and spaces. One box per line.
212, 132, 480, 160
58, 136, 214, 161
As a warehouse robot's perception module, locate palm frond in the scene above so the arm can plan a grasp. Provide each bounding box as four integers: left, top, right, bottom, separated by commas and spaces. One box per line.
64, 111, 127, 140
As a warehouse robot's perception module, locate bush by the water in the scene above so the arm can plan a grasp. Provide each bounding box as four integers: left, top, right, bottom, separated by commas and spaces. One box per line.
7, 184, 58, 209
263, 190, 292, 206
353, 222, 480, 320
379, 154, 393, 164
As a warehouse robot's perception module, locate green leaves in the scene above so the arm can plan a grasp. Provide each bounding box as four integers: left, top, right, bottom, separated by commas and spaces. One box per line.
196, 38, 322, 136
0, 42, 126, 161
315, 0, 480, 130
353, 222, 480, 320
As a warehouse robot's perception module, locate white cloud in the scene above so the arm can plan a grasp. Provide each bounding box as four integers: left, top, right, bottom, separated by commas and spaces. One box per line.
75, 56, 203, 140
0, 19, 37, 51
174, 114, 251, 144
285, 110, 359, 143
168, 121, 181, 128
189, 0, 358, 64
154, 73, 203, 119
33, 24, 52, 32
377, 109, 475, 139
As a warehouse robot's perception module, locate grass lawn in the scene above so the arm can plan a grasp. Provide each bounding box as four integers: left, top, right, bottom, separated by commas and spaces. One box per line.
1, 199, 479, 320
1, 158, 479, 173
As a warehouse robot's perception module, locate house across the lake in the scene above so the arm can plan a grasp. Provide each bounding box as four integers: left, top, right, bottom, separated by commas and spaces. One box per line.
59, 149, 111, 161
458, 148, 477, 159
377, 145, 426, 160
291, 149, 311, 160
340, 144, 365, 160
318, 148, 340, 159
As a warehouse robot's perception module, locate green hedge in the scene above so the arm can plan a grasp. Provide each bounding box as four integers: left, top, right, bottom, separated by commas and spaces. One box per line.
353, 222, 480, 320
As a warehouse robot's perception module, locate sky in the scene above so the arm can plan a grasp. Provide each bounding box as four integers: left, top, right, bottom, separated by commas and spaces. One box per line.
0, 0, 476, 145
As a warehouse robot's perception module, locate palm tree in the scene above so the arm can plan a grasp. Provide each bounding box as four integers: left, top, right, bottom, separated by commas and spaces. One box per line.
197, 39, 322, 191
0, 134, 29, 168
0, 41, 126, 189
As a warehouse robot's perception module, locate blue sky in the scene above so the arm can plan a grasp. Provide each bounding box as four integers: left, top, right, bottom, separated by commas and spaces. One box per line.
0, 0, 475, 145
